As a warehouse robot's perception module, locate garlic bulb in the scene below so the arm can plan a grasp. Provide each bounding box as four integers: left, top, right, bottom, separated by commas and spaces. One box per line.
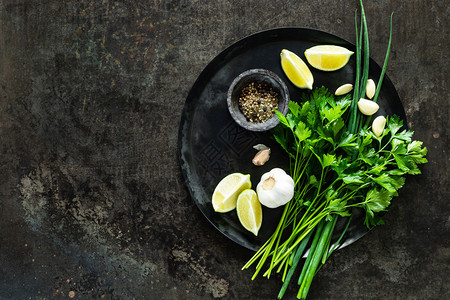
256, 168, 295, 208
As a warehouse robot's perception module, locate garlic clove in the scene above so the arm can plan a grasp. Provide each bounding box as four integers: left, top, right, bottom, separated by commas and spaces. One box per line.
252, 149, 271, 166
366, 79, 376, 99
335, 83, 353, 96
358, 98, 379, 116
372, 116, 386, 137
252, 144, 271, 166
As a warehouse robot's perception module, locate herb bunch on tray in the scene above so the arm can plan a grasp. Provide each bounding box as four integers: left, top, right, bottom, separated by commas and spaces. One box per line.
242, 1, 427, 299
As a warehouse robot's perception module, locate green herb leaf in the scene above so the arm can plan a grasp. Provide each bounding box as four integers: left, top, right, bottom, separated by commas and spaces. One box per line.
335, 96, 352, 109
387, 169, 405, 176
272, 125, 295, 158
336, 132, 357, 149
309, 175, 318, 187
361, 148, 377, 165
288, 101, 300, 117
364, 213, 385, 228
322, 153, 336, 167
372, 175, 394, 193
286, 113, 297, 130
407, 140, 423, 153
393, 153, 409, 171
364, 188, 393, 213
331, 119, 346, 137
322, 106, 343, 122
276, 110, 289, 128
391, 138, 403, 152
295, 121, 312, 142
327, 199, 350, 217
407, 141, 428, 164
360, 129, 373, 147
387, 115, 403, 135
372, 173, 405, 193
300, 101, 310, 118
342, 174, 365, 184
395, 130, 414, 141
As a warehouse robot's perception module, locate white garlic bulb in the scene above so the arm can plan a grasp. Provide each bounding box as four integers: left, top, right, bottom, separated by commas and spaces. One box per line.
256, 168, 295, 208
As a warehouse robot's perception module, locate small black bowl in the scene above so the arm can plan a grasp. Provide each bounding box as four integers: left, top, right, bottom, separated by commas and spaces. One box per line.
227, 69, 290, 132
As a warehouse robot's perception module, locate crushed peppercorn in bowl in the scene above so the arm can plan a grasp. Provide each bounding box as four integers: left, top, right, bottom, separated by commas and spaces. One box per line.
227, 69, 290, 132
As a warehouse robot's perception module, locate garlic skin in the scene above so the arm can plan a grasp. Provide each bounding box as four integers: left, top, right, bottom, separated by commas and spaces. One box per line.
256, 168, 295, 208
253, 144, 270, 151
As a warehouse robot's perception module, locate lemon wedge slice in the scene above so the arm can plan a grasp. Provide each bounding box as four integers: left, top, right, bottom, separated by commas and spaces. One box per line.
212, 173, 251, 213
236, 189, 262, 236
280, 49, 314, 89
304, 45, 354, 71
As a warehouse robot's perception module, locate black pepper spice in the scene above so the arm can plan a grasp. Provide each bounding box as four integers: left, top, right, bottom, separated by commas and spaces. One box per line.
238, 82, 279, 123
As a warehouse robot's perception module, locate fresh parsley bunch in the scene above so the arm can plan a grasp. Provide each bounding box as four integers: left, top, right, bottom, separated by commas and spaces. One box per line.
275, 87, 427, 227
243, 87, 427, 298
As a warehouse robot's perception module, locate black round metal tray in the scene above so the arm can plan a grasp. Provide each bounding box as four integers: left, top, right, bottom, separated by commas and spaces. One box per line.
178, 27, 405, 251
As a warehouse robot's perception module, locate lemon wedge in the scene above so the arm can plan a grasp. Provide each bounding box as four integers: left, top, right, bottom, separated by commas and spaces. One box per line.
280, 49, 314, 89
212, 173, 251, 213
236, 189, 262, 236
304, 45, 354, 71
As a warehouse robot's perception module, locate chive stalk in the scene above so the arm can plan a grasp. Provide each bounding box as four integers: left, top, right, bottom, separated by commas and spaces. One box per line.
373, 13, 393, 104
325, 215, 352, 260
297, 221, 325, 286
356, 0, 370, 131
297, 219, 336, 299
321, 216, 338, 264
277, 230, 313, 299
349, 10, 362, 134
364, 12, 393, 129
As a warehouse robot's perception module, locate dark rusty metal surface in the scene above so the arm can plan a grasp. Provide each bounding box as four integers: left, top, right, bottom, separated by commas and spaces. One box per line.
0, 0, 448, 299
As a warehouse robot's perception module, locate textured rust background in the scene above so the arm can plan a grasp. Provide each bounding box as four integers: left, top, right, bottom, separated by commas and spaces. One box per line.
0, 0, 448, 299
